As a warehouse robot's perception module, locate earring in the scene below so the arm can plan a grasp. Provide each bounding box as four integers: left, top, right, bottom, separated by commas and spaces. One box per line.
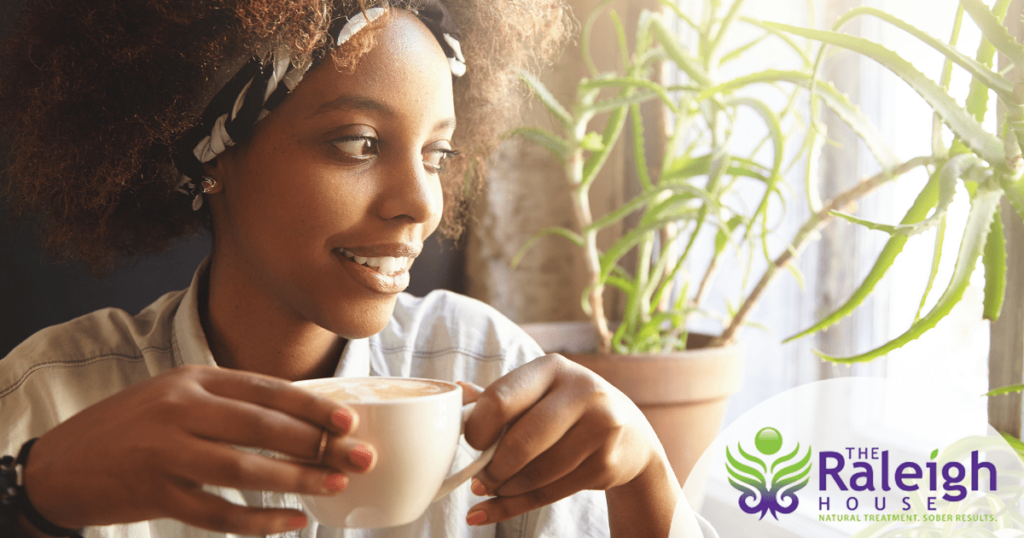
201, 176, 218, 194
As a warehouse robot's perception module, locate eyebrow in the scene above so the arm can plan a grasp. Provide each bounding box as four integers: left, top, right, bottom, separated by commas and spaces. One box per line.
313, 95, 457, 131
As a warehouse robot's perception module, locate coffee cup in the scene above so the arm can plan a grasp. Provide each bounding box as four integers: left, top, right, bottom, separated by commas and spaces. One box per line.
292, 377, 496, 528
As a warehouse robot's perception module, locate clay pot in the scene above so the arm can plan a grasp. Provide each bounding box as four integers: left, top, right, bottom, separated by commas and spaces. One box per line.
522, 322, 744, 491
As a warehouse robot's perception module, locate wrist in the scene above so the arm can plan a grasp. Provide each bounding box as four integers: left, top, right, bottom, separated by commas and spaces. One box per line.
605, 452, 680, 538
3, 439, 84, 538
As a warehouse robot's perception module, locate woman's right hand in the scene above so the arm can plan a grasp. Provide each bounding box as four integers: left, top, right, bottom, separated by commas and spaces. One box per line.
20, 365, 374, 535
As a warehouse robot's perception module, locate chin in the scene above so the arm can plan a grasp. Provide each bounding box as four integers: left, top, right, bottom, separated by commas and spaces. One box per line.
319, 295, 399, 340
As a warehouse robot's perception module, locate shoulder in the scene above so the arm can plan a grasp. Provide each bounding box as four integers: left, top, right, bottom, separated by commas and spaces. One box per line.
0, 290, 185, 449
369, 290, 544, 383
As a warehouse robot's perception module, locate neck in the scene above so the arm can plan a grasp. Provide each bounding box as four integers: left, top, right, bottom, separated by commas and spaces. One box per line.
201, 256, 344, 381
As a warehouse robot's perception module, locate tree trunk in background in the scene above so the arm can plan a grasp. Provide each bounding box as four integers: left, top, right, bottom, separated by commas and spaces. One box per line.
466, 0, 666, 326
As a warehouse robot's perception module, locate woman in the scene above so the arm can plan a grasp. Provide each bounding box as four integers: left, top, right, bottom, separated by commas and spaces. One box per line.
0, 0, 711, 536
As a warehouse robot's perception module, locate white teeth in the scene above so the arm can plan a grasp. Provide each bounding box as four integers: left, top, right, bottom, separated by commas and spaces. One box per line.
339, 249, 410, 276
379, 257, 398, 274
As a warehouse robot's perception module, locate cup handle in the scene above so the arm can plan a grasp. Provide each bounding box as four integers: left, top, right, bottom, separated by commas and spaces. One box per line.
432, 402, 500, 502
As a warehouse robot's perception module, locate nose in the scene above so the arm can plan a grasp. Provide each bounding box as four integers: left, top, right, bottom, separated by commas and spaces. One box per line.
376, 153, 443, 224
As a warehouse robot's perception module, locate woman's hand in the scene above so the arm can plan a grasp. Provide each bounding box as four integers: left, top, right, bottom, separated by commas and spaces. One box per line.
461, 354, 681, 537
22, 365, 375, 535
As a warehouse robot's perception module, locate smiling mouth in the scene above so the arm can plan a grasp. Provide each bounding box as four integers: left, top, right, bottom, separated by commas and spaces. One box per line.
337, 248, 414, 276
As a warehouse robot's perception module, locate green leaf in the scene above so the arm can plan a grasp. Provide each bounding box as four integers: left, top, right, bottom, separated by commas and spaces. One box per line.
739, 18, 812, 66
598, 209, 713, 285
762, 22, 1005, 167
930, 449, 939, 460
650, 16, 713, 87
698, 70, 899, 172
582, 104, 630, 188
518, 71, 572, 129
983, 206, 1006, 321
987, 384, 1024, 397
586, 184, 710, 234
815, 181, 1003, 363
835, 7, 1013, 101
707, 0, 748, 62
998, 431, 1024, 464
609, 9, 630, 74
578, 77, 679, 113
511, 227, 585, 269
915, 214, 946, 323
510, 126, 568, 160
719, 34, 768, 66
580, 0, 615, 77
960, 0, 1024, 69
728, 97, 783, 259
785, 168, 943, 342
830, 154, 984, 237
630, 104, 654, 191
581, 132, 604, 152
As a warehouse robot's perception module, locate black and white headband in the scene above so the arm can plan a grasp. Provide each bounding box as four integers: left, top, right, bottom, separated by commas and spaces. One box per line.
173, 0, 466, 210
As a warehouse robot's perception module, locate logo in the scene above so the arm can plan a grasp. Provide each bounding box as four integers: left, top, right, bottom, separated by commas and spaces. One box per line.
725, 426, 813, 520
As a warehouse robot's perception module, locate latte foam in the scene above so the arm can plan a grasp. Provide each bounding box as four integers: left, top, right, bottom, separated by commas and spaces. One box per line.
307, 378, 452, 402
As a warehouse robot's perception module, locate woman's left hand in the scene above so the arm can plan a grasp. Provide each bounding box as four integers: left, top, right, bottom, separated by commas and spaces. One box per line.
460, 354, 680, 535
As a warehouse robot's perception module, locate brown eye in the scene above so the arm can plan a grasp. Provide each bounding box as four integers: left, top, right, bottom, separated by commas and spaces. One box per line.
332, 136, 378, 159
423, 148, 459, 174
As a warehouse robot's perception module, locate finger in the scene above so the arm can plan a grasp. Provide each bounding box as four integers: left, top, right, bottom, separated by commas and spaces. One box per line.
195, 368, 358, 435
491, 421, 601, 498
167, 484, 309, 535
465, 355, 568, 450
474, 385, 586, 494
186, 392, 330, 460
466, 454, 613, 527
321, 435, 378, 475
171, 439, 349, 495
457, 381, 484, 405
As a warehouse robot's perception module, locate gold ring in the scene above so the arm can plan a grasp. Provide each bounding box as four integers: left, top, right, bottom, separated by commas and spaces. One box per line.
314, 429, 329, 464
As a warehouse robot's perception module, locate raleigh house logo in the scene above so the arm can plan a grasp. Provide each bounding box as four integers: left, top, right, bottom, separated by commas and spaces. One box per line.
725, 426, 813, 519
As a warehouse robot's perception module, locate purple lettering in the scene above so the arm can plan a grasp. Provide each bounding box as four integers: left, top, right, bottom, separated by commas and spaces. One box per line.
820, 452, 847, 490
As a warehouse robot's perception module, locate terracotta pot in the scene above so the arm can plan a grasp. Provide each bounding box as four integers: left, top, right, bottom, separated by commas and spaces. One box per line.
522, 322, 744, 492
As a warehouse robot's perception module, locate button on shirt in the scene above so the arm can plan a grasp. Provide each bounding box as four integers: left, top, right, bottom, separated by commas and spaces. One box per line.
1, 260, 715, 538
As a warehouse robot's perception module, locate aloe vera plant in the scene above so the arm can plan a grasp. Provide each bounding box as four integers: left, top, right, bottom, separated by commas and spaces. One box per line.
515, 0, 1023, 361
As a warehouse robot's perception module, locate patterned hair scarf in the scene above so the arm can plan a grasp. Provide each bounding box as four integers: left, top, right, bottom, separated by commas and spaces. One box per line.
172, 0, 465, 210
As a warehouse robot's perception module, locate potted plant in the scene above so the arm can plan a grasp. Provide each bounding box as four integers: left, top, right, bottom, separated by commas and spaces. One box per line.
511, 0, 1024, 488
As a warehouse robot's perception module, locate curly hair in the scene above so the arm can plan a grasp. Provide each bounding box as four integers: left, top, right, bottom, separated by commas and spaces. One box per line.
0, 0, 568, 273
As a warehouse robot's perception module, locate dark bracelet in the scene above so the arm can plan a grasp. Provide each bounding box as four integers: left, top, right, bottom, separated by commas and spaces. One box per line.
0, 439, 84, 538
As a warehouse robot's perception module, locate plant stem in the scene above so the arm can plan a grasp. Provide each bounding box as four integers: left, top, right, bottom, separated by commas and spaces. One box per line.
568, 146, 614, 353
694, 253, 720, 307
710, 156, 933, 346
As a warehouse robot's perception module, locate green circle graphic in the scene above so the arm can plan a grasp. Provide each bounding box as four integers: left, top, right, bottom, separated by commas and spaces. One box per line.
755, 427, 783, 455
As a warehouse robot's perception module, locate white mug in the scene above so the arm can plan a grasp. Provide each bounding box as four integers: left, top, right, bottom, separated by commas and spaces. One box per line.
292, 377, 495, 528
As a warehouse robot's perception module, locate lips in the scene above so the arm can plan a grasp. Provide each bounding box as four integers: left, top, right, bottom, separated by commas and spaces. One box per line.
332, 245, 418, 295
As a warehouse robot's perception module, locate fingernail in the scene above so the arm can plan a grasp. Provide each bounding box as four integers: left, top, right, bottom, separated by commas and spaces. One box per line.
332, 408, 354, 432
470, 478, 486, 496
325, 473, 348, 492
466, 510, 488, 526
349, 444, 374, 472
286, 515, 308, 530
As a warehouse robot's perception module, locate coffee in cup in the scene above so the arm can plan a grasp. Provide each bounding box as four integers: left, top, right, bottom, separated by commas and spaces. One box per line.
293, 377, 495, 528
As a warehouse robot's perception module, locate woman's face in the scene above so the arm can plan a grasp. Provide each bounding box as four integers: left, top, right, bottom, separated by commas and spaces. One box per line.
207, 11, 454, 339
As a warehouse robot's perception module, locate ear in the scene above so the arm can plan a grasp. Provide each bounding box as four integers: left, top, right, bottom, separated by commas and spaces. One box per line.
201, 152, 233, 194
